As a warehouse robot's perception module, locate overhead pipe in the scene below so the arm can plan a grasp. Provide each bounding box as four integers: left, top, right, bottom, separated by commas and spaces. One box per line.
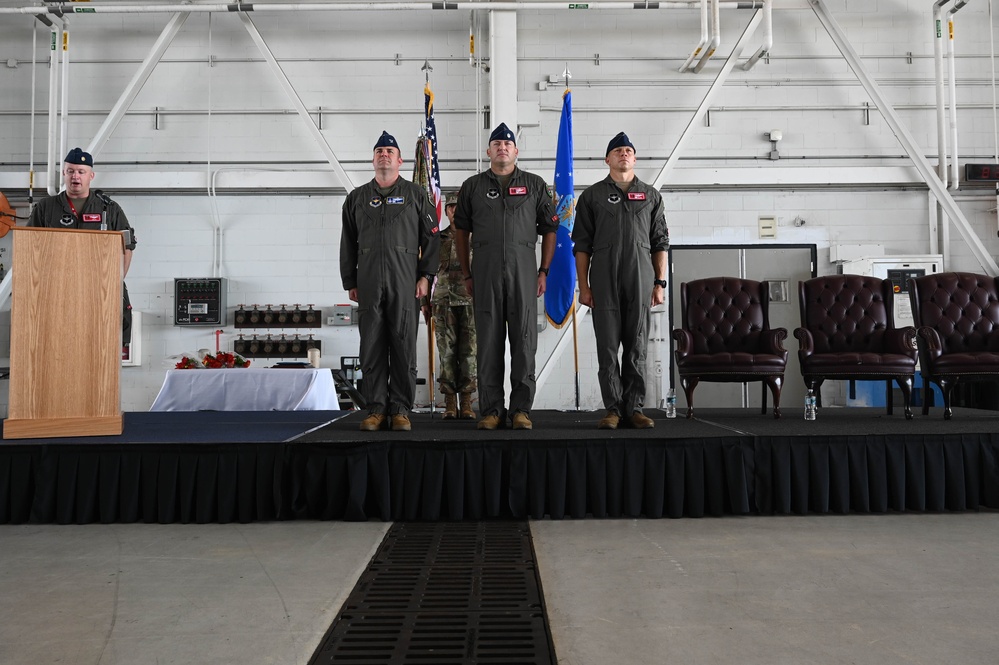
46, 18, 62, 195
693, 0, 720, 73
946, 0, 970, 191
59, 17, 70, 176
29, 18, 46, 202
739, 0, 771, 71
0, 1, 769, 14
678, 0, 709, 73
932, 0, 954, 268
933, 0, 951, 188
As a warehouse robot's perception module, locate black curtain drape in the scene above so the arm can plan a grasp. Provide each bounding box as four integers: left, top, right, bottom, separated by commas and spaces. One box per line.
4, 434, 999, 523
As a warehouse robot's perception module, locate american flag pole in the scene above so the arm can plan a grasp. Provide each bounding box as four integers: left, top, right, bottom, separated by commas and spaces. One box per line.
416, 61, 442, 414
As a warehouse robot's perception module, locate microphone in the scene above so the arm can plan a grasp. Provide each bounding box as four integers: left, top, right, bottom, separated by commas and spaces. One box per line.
93, 190, 112, 230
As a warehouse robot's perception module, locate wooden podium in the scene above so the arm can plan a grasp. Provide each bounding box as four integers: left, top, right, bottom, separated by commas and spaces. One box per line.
4, 227, 125, 439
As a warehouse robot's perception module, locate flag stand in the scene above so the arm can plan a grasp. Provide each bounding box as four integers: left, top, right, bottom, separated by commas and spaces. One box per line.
571, 296, 580, 411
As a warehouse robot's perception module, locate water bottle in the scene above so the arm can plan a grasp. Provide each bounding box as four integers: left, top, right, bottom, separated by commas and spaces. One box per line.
665, 388, 677, 419
804, 389, 817, 421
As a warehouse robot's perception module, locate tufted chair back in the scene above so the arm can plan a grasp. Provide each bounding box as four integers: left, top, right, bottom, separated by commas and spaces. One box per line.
794, 274, 917, 418
909, 272, 999, 353
907, 272, 999, 419
681, 276, 769, 355
673, 276, 788, 418
799, 275, 891, 354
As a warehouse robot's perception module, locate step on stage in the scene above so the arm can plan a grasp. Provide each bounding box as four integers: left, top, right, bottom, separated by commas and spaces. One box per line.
2, 408, 999, 524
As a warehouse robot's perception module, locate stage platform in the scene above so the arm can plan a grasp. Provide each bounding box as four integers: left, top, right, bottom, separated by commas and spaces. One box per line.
2, 408, 998, 524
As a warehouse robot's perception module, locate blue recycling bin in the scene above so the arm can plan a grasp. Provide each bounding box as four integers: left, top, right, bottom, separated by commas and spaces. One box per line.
845, 370, 941, 408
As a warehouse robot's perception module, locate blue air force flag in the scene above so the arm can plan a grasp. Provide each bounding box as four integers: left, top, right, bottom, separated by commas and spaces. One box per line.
544, 89, 576, 328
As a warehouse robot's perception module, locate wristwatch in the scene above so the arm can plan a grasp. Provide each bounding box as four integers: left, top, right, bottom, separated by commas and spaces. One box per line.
654, 278, 668, 288
421, 272, 435, 285
538, 267, 550, 277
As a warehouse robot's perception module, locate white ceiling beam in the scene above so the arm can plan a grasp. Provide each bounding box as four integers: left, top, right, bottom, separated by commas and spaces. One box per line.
652, 8, 764, 190
238, 13, 355, 192
87, 13, 190, 161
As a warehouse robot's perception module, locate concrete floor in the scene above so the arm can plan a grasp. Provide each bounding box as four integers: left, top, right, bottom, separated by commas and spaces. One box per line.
1, 514, 997, 665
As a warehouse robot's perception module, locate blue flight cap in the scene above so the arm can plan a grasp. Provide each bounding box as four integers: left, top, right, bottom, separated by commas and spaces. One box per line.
488, 123, 516, 145
65, 147, 94, 166
605, 132, 636, 156
373, 131, 399, 150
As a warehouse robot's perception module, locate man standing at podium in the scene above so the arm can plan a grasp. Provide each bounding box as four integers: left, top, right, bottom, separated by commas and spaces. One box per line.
28, 147, 138, 344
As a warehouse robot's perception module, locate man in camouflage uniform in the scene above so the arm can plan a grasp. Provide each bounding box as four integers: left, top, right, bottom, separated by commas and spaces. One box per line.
422, 192, 477, 419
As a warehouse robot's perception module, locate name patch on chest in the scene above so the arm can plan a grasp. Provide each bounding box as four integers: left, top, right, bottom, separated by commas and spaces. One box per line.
509, 186, 528, 196
627, 192, 647, 201
82, 213, 102, 222
386, 196, 405, 204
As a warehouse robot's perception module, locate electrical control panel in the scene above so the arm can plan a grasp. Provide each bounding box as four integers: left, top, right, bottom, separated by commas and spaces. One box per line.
175, 277, 227, 326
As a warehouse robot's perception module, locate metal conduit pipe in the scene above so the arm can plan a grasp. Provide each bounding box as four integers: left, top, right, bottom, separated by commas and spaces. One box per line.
693, 0, 720, 73
0, 0, 767, 14
933, 0, 952, 188
678, 0, 709, 72
10, 100, 999, 122
739, 0, 771, 71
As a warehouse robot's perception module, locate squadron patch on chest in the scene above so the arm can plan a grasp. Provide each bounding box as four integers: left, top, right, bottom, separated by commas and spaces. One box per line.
60, 214, 75, 226
387, 196, 405, 204
82, 213, 102, 222
509, 186, 527, 196
627, 192, 647, 201
369, 197, 383, 207
486, 188, 500, 200
607, 193, 621, 204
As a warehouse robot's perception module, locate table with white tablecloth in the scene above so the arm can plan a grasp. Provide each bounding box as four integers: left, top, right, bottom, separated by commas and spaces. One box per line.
150, 368, 340, 412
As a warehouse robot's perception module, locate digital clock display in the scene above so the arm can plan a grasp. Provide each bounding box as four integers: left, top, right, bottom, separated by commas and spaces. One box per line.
964, 163, 999, 182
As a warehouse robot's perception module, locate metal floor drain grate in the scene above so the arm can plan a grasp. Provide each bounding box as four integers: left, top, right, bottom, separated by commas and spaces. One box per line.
309, 522, 556, 665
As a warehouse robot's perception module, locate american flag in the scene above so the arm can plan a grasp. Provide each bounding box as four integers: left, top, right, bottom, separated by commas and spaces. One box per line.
414, 82, 443, 222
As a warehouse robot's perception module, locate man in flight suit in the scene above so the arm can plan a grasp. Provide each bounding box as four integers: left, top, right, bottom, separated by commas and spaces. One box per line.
29, 147, 138, 345
341, 131, 441, 432
573, 132, 670, 429
454, 123, 559, 430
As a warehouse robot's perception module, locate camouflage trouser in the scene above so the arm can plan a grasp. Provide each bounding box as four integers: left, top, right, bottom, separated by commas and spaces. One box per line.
433, 303, 477, 394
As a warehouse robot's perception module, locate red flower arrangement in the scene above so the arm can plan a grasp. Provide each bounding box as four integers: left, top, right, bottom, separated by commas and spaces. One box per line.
175, 356, 202, 369
203, 351, 251, 368
175, 350, 251, 369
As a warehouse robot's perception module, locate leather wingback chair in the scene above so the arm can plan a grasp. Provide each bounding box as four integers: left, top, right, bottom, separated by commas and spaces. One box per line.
908, 272, 999, 419
672, 276, 788, 418
794, 274, 917, 419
